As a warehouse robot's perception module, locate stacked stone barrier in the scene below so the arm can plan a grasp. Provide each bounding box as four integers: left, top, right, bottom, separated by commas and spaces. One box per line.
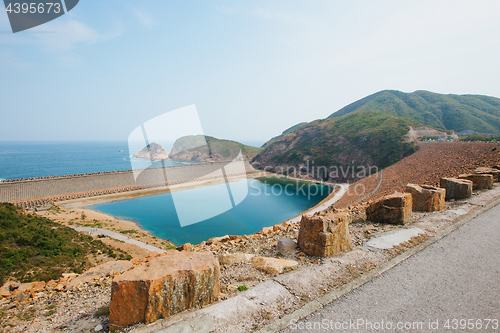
1, 161, 256, 210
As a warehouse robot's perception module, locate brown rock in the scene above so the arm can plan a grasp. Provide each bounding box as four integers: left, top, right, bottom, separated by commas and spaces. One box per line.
55, 283, 66, 291
405, 184, 445, 212
206, 235, 230, 245
66, 260, 133, 290
17, 282, 33, 293
45, 280, 57, 291
276, 238, 298, 251
440, 178, 473, 200
30, 281, 46, 292
251, 257, 299, 274
273, 222, 288, 232
297, 212, 353, 257
130, 257, 141, 265
0, 281, 18, 298
261, 226, 274, 235
109, 251, 219, 331
458, 174, 494, 190
176, 243, 192, 251
474, 167, 500, 182
366, 192, 412, 225
218, 253, 255, 265
11, 291, 26, 303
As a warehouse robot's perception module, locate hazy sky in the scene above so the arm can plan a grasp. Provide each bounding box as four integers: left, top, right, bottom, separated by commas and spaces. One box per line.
1, 0, 500, 144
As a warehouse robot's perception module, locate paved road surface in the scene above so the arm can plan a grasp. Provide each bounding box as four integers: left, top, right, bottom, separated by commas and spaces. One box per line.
281, 203, 500, 332
71, 226, 165, 253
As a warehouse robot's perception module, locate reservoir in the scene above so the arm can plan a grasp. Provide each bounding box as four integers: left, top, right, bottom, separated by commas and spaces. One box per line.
88, 177, 332, 245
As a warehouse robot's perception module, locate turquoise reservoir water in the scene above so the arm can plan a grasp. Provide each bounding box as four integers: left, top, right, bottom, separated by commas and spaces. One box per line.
88, 177, 331, 246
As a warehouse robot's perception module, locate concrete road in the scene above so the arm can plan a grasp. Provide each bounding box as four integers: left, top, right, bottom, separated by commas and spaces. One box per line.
281, 203, 500, 333
71, 226, 166, 253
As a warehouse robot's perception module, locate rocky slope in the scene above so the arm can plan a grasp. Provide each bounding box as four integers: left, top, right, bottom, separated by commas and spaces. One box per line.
132, 142, 169, 160
169, 135, 261, 162
328, 90, 500, 135
335, 141, 500, 208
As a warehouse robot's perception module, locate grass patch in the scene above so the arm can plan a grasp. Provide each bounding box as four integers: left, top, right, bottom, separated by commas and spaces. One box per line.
0, 203, 131, 285
95, 306, 110, 317
44, 310, 56, 317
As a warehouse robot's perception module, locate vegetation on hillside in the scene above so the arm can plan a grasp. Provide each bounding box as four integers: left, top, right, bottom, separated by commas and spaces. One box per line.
328, 90, 500, 135
262, 122, 308, 147
459, 134, 499, 142
0, 203, 131, 285
253, 111, 418, 181
169, 134, 261, 161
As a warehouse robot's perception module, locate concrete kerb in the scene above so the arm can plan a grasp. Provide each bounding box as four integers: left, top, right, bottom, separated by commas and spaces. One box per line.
254, 194, 500, 333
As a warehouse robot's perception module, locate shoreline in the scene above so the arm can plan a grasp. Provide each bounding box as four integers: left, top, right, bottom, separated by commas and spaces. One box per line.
42, 172, 342, 250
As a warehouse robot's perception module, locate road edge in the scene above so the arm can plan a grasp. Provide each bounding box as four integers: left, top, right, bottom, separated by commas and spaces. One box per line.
255, 195, 500, 333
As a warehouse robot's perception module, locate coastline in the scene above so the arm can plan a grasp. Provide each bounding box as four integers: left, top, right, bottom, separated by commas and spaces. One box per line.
39, 172, 342, 252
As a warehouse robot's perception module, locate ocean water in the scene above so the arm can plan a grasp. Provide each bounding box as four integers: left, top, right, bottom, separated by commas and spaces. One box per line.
0, 141, 198, 181
89, 178, 331, 245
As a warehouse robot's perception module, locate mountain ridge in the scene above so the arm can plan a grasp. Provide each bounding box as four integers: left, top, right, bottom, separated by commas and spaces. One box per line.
328, 90, 500, 135
253, 111, 418, 182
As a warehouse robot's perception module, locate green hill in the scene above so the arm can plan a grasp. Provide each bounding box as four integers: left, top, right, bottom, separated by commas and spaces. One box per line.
262, 122, 308, 147
0, 203, 131, 285
253, 111, 418, 181
169, 135, 262, 162
328, 90, 500, 135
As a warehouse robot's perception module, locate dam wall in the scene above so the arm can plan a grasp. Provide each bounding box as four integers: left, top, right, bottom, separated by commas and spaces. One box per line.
0, 160, 255, 209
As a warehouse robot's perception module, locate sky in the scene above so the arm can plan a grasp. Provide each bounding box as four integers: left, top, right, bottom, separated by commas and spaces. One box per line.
1, 0, 500, 144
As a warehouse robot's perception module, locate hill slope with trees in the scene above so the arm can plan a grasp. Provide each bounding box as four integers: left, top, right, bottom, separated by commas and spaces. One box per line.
328, 90, 500, 135
253, 111, 419, 182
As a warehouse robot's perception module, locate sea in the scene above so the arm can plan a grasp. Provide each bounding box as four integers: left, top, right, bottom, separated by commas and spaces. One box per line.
0, 140, 265, 181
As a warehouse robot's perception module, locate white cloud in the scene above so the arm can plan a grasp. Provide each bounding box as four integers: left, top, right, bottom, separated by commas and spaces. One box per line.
36, 18, 99, 51
132, 7, 155, 28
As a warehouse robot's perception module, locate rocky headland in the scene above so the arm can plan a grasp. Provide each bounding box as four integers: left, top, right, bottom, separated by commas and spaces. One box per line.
132, 143, 169, 160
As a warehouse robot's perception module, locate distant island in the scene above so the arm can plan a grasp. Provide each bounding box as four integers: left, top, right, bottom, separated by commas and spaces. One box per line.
133, 142, 170, 160
169, 135, 261, 162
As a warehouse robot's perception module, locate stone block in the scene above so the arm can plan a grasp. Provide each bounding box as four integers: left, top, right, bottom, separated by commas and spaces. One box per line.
405, 184, 445, 212
366, 192, 412, 225
0, 281, 18, 298
458, 174, 494, 190
440, 178, 472, 200
297, 212, 352, 257
176, 243, 192, 251
218, 253, 254, 265
474, 167, 500, 182
251, 257, 299, 274
109, 251, 219, 331
66, 260, 133, 290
